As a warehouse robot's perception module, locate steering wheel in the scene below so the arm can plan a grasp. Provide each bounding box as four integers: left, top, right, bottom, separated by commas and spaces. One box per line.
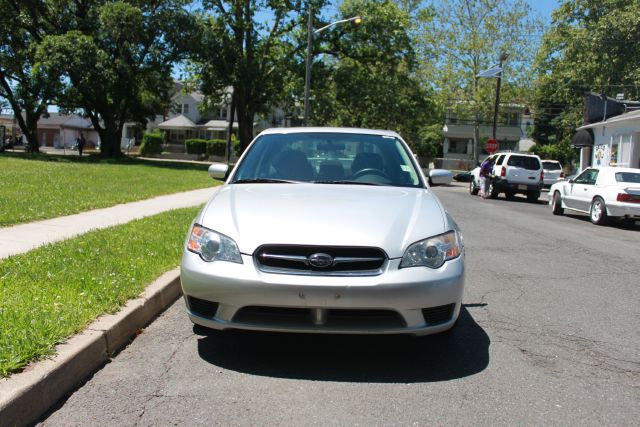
351, 168, 390, 180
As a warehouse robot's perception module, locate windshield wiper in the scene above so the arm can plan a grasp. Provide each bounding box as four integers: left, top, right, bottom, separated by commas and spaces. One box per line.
233, 178, 297, 184
312, 180, 384, 186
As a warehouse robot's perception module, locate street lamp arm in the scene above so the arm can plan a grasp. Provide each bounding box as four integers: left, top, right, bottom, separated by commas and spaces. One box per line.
314, 16, 361, 34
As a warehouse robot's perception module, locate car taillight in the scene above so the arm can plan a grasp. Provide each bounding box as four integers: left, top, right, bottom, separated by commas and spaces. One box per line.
500, 167, 506, 177
560, 171, 564, 178
617, 193, 640, 203
540, 170, 544, 181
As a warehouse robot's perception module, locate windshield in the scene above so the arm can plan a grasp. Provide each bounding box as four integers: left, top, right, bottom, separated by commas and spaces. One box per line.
615, 172, 640, 183
542, 161, 561, 170
507, 155, 541, 170
231, 132, 423, 187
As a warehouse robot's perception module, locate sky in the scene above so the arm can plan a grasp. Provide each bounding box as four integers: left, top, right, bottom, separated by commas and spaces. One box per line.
527, 0, 560, 24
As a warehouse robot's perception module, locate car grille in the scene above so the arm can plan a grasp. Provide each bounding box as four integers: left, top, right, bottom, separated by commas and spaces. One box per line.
254, 245, 387, 276
233, 306, 406, 329
421, 304, 455, 325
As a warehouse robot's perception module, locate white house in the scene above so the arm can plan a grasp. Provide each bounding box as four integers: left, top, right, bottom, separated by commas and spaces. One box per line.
574, 109, 640, 170
441, 104, 533, 169
122, 87, 239, 147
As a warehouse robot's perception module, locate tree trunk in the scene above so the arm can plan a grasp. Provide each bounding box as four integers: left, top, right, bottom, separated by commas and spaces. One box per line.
88, 114, 123, 157
234, 94, 254, 154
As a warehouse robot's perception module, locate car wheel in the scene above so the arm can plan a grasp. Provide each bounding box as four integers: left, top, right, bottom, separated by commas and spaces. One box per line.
489, 182, 499, 199
552, 191, 564, 215
505, 190, 516, 200
469, 179, 479, 195
526, 190, 540, 203
590, 197, 608, 225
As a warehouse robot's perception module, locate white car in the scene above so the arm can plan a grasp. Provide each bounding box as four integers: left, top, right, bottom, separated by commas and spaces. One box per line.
181, 128, 465, 336
549, 166, 640, 225
470, 152, 543, 202
542, 160, 564, 187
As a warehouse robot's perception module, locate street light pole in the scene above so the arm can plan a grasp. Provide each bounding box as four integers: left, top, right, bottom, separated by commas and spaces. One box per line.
303, 11, 361, 126
303, 3, 313, 126
492, 53, 508, 140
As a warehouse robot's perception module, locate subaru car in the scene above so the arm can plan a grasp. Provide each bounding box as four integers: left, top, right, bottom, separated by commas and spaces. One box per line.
180, 128, 465, 335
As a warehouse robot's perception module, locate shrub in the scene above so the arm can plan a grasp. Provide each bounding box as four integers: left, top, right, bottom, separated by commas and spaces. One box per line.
206, 139, 227, 157
185, 139, 208, 155
139, 131, 163, 155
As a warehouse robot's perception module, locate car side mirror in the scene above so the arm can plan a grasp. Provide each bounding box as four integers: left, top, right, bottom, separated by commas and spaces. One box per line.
208, 163, 229, 180
428, 169, 453, 185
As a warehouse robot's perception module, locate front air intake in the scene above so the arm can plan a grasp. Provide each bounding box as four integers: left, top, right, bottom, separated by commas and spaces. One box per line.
421, 304, 455, 325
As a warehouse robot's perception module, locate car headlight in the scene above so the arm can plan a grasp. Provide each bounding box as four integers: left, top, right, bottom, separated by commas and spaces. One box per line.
187, 224, 243, 263
400, 230, 462, 269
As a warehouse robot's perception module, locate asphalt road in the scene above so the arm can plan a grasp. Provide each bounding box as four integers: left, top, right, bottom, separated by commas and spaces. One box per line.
39, 184, 640, 426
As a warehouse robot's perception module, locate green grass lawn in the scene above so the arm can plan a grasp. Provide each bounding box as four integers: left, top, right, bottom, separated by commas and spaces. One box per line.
0, 206, 200, 378
0, 153, 219, 227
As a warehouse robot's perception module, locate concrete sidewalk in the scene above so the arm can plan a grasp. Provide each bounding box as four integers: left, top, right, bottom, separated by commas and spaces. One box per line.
0, 186, 218, 260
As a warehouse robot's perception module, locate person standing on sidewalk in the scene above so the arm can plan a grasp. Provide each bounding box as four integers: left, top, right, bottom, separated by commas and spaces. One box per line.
78, 132, 86, 156
479, 156, 494, 199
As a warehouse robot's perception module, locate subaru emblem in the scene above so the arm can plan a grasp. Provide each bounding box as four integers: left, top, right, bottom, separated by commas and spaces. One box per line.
308, 253, 334, 268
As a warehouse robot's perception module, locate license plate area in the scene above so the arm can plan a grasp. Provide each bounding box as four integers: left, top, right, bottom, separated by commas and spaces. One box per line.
518, 185, 527, 190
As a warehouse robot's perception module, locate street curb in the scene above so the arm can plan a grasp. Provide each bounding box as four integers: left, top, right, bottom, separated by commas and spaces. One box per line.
0, 268, 183, 427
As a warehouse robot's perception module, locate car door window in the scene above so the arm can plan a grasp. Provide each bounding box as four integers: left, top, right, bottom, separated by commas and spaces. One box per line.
574, 169, 598, 185
496, 155, 505, 165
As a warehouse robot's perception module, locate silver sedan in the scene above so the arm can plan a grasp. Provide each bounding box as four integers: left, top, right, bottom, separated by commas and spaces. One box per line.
180, 127, 465, 336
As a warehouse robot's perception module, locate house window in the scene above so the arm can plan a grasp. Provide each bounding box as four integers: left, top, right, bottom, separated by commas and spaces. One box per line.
612, 134, 632, 167
218, 106, 228, 120
449, 139, 467, 154
182, 104, 189, 115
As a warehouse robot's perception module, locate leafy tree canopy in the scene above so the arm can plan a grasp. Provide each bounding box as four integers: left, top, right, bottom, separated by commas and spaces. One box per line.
419, 0, 543, 118
34, 0, 192, 156
533, 0, 640, 146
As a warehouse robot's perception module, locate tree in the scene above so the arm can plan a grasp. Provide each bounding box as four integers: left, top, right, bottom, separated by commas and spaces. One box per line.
532, 0, 640, 147
190, 0, 306, 152
297, 0, 435, 147
0, 0, 61, 152
35, 0, 191, 156
418, 0, 544, 159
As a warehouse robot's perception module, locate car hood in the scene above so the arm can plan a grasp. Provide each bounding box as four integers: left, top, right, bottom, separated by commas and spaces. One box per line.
198, 183, 447, 258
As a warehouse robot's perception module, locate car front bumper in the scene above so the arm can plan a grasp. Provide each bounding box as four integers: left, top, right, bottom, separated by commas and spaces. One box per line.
180, 252, 465, 336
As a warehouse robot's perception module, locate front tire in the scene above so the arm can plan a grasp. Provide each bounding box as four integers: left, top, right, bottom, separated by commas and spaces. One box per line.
552, 191, 564, 215
590, 197, 608, 225
469, 179, 479, 195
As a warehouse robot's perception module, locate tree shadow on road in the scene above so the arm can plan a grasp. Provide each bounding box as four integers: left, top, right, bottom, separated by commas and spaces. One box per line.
195, 306, 489, 383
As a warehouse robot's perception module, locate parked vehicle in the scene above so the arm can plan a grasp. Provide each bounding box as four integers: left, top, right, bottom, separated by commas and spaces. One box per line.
470, 152, 543, 202
542, 160, 564, 187
549, 166, 640, 225
181, 127, 465, 336
453, 170, 473, 182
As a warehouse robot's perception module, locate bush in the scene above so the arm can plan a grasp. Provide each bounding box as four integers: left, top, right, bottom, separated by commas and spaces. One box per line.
139, 132, 163, 155
206, 139, 227, 157
185, 139, 208, 155
185, 139, 227, 157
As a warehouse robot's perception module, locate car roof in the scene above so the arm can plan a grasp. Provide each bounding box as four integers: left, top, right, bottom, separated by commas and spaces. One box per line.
542, 160, 561, 163
256, 127, 402, 138
492, 152, 539, 157
588, 166, 640, 173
